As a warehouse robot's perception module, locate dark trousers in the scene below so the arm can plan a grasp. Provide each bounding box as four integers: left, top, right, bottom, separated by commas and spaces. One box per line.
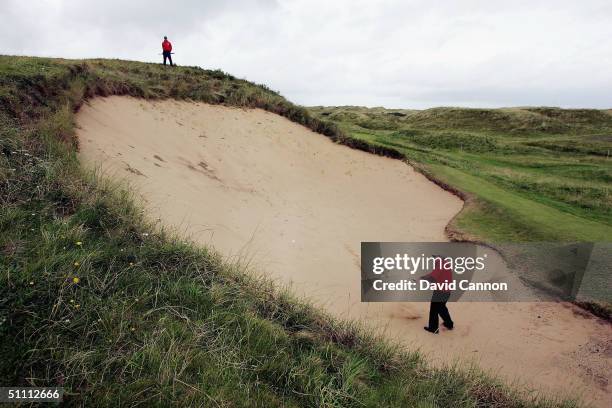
163, 51, 173, 66
428, 290, 453, 330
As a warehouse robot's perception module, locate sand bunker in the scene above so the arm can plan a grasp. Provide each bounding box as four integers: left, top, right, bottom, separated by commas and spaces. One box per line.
77, 96, 611, 407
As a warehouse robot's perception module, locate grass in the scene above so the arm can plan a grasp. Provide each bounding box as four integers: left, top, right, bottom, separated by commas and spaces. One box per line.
0, 55, 583, 407
309, 106, 612, 243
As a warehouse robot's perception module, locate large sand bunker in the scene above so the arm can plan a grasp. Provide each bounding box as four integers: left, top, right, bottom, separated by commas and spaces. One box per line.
78, 97, 611, 407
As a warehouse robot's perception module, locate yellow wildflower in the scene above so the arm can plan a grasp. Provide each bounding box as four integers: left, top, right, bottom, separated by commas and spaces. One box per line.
72, 277, 80, 284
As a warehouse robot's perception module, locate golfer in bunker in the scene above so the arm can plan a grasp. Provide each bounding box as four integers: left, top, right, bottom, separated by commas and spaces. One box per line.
420, 255, 454, 334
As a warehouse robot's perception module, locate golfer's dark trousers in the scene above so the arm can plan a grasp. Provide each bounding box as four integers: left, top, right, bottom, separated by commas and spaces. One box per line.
163, 51, 173, 66
428, 290, 453, 331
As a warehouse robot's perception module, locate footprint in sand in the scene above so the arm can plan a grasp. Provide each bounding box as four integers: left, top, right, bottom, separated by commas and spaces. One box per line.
389, 304, 422, 320
124, 163, 146, 177
343, 244, 361, 269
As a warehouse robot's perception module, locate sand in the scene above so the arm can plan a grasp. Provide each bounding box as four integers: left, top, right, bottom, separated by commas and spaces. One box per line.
77, 96, 611, 407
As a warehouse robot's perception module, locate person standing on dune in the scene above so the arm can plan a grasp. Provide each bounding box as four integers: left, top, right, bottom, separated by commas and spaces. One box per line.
162, 36, 173, 66
420, 255, 454, 334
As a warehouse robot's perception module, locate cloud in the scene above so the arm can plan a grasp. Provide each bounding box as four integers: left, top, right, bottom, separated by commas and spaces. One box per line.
2, 0, 611, 108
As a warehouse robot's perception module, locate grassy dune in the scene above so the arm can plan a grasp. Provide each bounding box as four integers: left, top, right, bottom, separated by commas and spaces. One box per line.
0, 56, 580, 406
309, 106, 612, 243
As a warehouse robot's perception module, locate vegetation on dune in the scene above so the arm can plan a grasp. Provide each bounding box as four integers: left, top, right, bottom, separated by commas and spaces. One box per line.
0, 56, 579, 406
309, 105, 612, 243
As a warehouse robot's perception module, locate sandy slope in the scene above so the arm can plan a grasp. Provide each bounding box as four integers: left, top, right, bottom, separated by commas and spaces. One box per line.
77, 97, 611, 407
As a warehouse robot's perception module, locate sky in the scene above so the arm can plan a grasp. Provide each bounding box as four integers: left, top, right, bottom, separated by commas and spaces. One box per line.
2, 0, 611, 109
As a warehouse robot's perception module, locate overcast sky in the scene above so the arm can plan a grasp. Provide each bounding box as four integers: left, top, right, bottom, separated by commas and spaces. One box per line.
3, 0, 611, 109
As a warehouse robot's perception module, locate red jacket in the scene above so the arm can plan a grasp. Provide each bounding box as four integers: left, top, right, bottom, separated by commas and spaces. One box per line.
430, 264, 453, 292
162, 40, 172, 52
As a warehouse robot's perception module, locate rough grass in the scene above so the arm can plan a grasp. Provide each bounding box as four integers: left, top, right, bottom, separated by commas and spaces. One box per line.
0, 56, 584, 407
